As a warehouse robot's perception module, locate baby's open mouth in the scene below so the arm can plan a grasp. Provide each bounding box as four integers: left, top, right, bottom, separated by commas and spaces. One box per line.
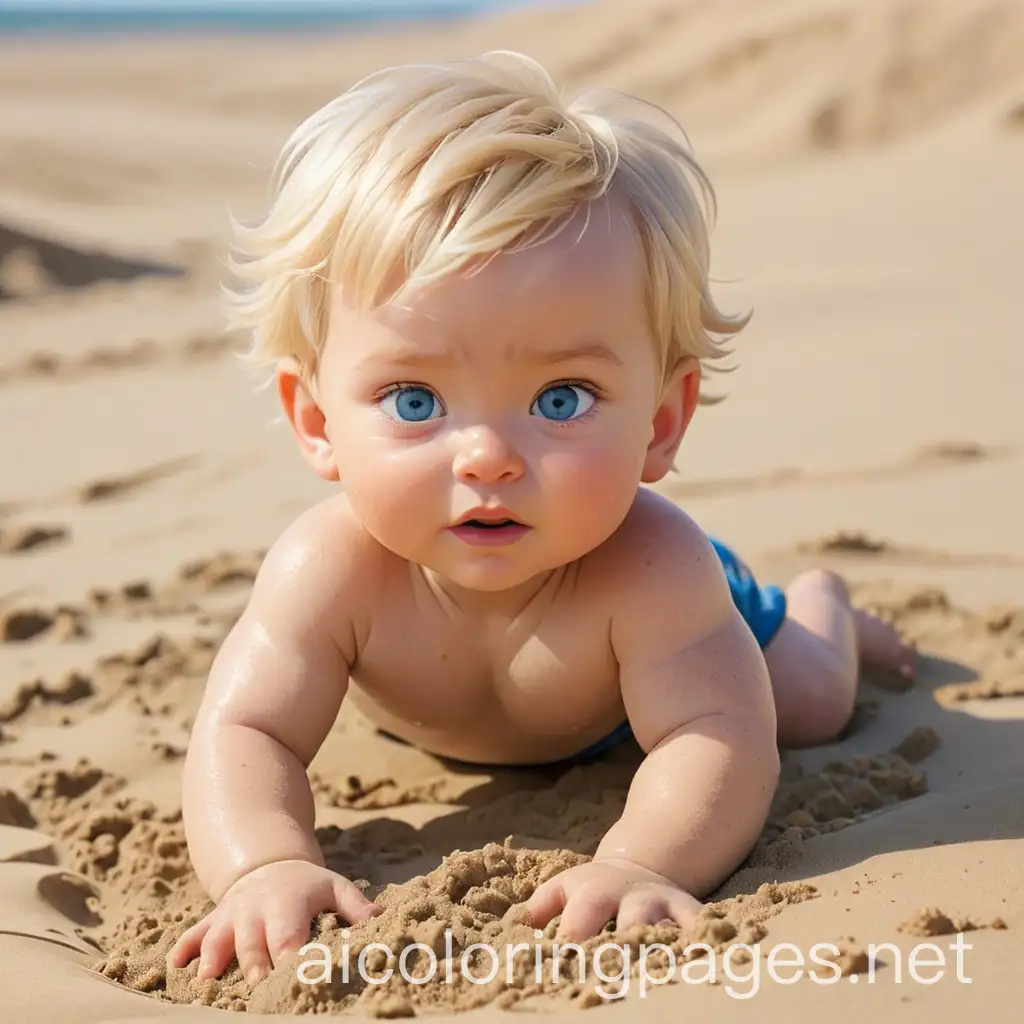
450, 513, 530, 544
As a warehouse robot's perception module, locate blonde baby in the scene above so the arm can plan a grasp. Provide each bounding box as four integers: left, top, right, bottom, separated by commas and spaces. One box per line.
167, 52, 914, 986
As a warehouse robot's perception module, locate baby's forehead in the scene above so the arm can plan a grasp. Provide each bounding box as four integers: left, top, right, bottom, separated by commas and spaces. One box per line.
326, 293, 646, 389
324, 195, 651, 364
354, 254, 645, 342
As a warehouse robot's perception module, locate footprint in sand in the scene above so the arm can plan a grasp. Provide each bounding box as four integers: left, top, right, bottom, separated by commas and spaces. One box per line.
670, 441, 1016, 501
0, 336, 238, 388
36, 871, 103, 928
74, 455, 199, 504
0, 606, 88, 643
176, 549, 264, 590
0, 672, 94, 724
792, 530, 1022, 569
0, 789, 36, 829
0, 523, 69, 554
0, 546, 261, 651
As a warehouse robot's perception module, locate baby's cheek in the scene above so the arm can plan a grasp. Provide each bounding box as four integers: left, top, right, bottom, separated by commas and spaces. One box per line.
348, 449, 446, 537
541, 444, 639, 526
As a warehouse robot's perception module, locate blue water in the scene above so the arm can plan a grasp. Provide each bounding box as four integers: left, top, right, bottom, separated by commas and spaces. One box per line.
0, 1, 551, 35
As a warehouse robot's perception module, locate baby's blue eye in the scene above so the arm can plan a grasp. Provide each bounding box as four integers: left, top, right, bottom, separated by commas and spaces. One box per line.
380, 386, 442, 423
531, 384, 595, 422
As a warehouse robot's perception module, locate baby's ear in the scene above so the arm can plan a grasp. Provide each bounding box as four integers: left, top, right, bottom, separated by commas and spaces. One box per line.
641, 358, 700, 483
276, 357, 340, 482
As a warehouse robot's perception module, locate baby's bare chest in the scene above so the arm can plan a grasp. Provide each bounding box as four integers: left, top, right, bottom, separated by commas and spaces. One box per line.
348, 592, 624, 740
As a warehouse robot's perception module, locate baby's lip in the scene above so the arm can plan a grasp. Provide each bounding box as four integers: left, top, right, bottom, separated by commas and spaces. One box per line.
452, 507, 526, 527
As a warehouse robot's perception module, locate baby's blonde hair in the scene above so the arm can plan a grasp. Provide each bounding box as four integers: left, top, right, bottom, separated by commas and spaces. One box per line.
225, 51, 747, 399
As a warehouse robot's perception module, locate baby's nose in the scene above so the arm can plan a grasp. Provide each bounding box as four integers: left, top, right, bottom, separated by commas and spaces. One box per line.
451, 427, 525, 484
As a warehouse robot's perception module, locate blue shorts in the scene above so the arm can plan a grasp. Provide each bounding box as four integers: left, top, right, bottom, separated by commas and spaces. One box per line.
553, 536, 786, 766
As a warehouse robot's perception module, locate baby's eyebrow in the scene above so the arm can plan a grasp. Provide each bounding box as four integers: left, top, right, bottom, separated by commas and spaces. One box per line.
528, 341, 625, 368
356, 340, 625, 372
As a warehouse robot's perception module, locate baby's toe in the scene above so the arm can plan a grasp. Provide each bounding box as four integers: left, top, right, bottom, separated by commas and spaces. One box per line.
854, 609, 916, 676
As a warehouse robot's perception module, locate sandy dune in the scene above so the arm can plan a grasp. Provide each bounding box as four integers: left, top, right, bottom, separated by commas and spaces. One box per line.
1, 0, 1022, 1019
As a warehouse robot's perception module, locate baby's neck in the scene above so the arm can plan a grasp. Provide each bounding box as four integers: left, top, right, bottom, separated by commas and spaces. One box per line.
411, 562, 572, 623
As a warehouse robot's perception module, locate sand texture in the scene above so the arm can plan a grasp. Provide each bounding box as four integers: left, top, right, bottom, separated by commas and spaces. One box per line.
1, 0, 1023, 1019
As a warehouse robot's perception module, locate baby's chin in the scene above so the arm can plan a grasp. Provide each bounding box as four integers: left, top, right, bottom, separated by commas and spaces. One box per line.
415, 548, 567, 597
433, 560, 546, 593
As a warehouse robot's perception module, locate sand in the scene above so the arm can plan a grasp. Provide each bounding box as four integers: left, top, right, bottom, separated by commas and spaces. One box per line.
1, 0, 1023, 1019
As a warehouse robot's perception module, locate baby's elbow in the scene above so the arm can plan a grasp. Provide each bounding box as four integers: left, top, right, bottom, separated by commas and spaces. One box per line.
704, 709, 780, 815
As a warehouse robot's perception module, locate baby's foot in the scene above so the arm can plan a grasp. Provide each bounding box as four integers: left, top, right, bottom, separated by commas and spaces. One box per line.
854, 608, 916, 681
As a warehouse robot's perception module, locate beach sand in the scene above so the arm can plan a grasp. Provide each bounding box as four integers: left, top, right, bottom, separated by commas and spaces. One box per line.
1, 0, 1022, 1019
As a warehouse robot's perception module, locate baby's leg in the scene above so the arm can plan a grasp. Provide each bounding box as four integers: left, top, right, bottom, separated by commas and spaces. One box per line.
763, 569, 915, 748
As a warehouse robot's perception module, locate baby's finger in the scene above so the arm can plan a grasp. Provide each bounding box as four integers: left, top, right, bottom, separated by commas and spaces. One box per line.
264, 905, 315, 967
615, 893, 670, 933
666, 891, 702, 929
235, 915, 272, 986
522, 876, 567, 929
166, 918, 210, 970
197, 919, 237, 981
331, 876, 381, 925
557, 889, 621, 943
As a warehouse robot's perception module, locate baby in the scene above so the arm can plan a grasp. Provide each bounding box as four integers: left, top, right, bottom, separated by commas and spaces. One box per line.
167, 52, 915, 986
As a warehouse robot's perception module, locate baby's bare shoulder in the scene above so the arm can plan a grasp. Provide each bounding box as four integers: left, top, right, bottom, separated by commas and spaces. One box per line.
594, 488, 734, 647
598, 490, 771, 739
192, 495, 387, 758
594, 488, 719, 586
259, 493, 384, 581
244, 494, 388, 658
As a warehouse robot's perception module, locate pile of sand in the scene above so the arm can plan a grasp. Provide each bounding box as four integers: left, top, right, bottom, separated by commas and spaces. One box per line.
1, 558, 1019, 1014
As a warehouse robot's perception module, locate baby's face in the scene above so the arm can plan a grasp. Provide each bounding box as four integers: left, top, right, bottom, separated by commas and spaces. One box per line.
313, 194, 669, 593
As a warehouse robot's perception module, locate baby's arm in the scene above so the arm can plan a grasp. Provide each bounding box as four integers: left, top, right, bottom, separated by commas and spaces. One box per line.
522, 503, 779, 939
171, 499, 379, 980
596, 517, 780, 893
183, 501, 360, 896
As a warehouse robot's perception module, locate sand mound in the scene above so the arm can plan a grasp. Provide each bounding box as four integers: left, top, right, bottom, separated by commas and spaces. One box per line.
99, 843, 817, 1015
0, 222, 183, 303
516, 0, 1024, 162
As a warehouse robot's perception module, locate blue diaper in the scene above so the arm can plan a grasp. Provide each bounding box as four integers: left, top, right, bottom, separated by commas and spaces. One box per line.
706, 537, 787, 649
554, 536, 786, 766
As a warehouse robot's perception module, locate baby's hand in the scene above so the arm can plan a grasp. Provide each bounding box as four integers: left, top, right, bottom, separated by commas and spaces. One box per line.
167, 859, 381, 984
516, 858, 702, 941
